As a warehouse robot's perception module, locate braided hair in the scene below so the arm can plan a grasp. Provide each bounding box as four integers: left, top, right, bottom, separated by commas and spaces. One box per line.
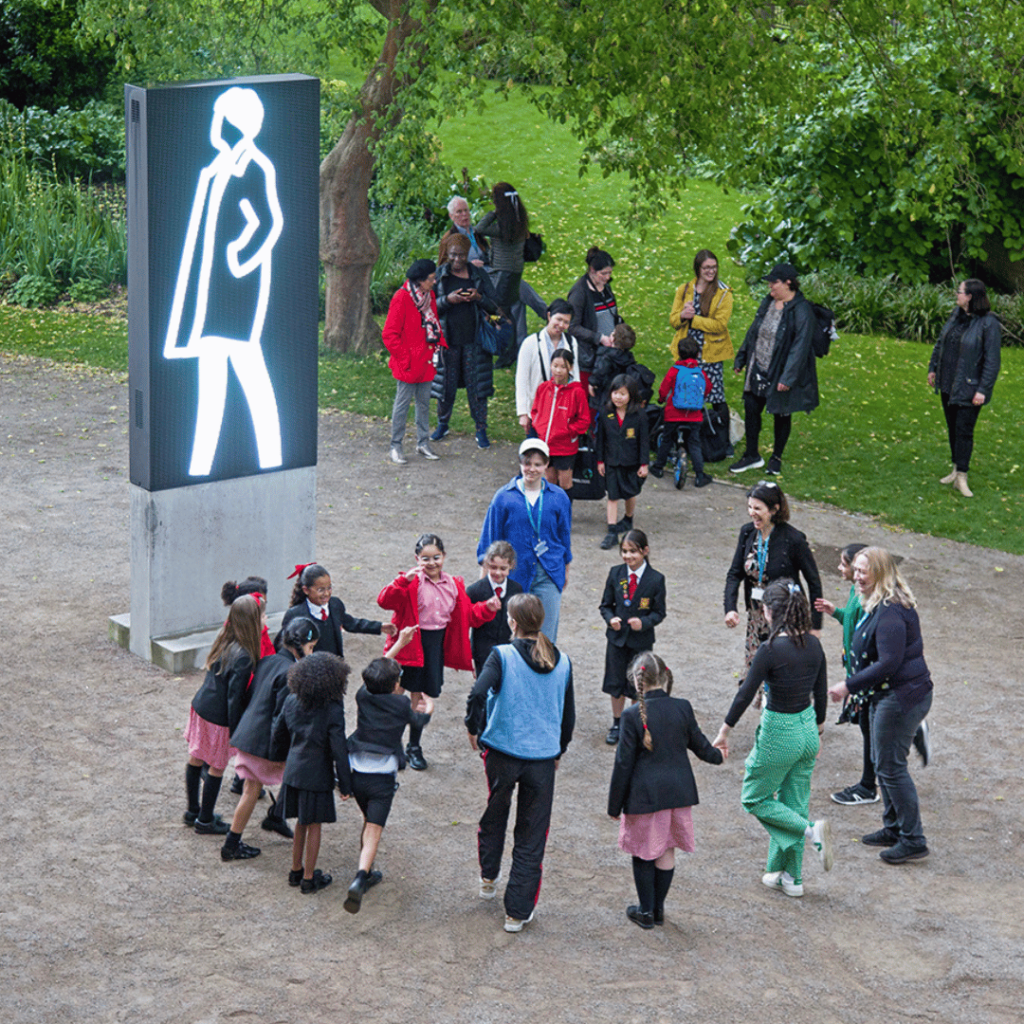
762, 578, 812, 647
626, 652, 673, 751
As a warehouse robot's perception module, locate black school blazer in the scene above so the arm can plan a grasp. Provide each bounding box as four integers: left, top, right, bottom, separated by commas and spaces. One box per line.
191, 646, 253, 733
229, 650, 296, 759
271, 693, 352, 796
599, 564, 666, 650
607, 691, 722, 817
466, 576, 524, 667
281, 596, 381, 658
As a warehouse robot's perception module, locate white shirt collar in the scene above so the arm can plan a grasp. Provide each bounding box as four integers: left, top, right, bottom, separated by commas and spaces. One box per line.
306, 598, 329, 619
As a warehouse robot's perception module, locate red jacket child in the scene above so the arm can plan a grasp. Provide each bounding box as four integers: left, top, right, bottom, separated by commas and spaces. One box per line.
530, 380, 592, 457
377, 572, 495, 673
658, 359, 711, 423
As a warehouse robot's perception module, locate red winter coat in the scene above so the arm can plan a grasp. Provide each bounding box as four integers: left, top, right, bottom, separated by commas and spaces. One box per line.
382, 286, 445, 384
377, 572, 495, 672
657, 359, 711, 423
530, 380, 592, 457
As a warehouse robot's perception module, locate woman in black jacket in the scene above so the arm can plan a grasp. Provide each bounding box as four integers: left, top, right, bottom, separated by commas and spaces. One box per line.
927, 278, 1001, 498
730, 263, 818, 476
608, 653, 723, 928
724, 481, 822, 678
567, 246, 623, 384
431, 233, 501, 448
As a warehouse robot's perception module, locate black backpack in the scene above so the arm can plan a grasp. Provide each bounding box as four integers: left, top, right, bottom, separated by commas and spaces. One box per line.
810, 303, 837, 358
625, 361, 656, 406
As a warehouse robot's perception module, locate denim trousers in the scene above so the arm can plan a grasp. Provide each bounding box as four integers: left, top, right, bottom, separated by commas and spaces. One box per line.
529, 563, 562, 643
870, 688, 932, 845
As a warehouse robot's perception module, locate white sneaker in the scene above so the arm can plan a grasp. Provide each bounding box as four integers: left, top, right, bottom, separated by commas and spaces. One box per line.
479, 874, 500, 900
390, 446, 407, 465
810, 819, 834, 872
503, 909, 535, 933
416, 443, 440, 461
762, 870, 804, 897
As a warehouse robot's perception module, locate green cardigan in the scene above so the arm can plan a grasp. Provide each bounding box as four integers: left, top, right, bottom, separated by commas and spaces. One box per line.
832, 583, 862, 678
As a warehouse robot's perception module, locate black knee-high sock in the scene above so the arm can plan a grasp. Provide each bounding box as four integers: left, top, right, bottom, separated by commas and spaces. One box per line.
199, 773, 223, 823
631, 856, 656, 914
654, 867, 675, 915
185, 763, 202, 814
408, 710, 431, 747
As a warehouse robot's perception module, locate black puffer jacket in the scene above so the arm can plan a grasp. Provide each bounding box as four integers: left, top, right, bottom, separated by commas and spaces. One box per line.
734, 292, 819, 415
928, 310, 1001, 406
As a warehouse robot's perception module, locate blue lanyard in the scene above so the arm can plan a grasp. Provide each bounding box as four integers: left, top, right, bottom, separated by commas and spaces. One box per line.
855, 609, 871, 633
524, 486, 544, 538
756, 532, 769, 584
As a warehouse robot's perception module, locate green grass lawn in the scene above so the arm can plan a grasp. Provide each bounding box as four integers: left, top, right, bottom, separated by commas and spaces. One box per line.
3, 84, 1021, 553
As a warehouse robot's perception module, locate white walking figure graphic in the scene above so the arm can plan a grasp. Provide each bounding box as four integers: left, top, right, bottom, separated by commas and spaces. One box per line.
164, 86, 284, 477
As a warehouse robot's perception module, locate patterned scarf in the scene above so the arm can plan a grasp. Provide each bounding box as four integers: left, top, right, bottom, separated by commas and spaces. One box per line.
406, 279, 442, 346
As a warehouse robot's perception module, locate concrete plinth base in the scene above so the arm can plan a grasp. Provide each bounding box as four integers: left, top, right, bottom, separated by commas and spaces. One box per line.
125, 466, 315, 666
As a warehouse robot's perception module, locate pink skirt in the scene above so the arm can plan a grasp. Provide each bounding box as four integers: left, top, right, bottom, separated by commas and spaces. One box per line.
184, 708, 233, 772
234, 749, 285, 787
618, 806, 696, 860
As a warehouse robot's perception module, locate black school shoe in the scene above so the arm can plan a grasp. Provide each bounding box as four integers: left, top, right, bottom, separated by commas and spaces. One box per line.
261, 814, 294, 839
694, 472, 714, 488
221, 839, 261, 861
627, 905, 655, 930
605, 724, 620, 745
194, 815, 230, 835
600, 530, 619, 550
344, 873, 368, 914
288, 868, 304, 887
300, 869, 333, 894
406, 744, 428, 771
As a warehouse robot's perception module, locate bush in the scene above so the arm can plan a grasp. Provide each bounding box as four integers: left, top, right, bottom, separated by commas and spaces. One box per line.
369, 208, 440, 315
68, 278, 111, 303
802, 273, 1024, 347
9, 273, 59, 307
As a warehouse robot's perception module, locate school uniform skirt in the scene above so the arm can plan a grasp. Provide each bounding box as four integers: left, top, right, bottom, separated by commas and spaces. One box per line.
400, 627, 446, 699
279, 784, 336, 826
233, 750, 285, 787
605, 464, 643, 501
619, 806, 695, 860
184, 708, 233, 772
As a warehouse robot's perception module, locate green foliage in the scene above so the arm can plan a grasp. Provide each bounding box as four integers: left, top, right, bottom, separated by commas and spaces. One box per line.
9, 273, 59, 308
368, 208, 441, 314
0, 0, 116, 109
68, 278, 111, 303
0, 98, 126, 181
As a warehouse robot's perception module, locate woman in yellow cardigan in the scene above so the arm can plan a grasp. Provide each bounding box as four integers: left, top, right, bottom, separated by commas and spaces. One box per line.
669, 249, 734, 418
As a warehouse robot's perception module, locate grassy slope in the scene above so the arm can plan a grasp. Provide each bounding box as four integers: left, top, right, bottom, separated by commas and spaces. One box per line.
2, 86, 1021, 552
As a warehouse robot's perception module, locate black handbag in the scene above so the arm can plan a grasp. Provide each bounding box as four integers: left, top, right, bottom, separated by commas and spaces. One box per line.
523, 232, 544, 262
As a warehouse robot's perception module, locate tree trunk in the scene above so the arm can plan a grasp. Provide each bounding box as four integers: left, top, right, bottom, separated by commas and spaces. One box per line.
319, 1, 431, 353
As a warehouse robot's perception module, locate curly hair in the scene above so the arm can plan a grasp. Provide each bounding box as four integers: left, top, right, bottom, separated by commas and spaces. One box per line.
221, 575, 268, 606
288, 651, 350, 710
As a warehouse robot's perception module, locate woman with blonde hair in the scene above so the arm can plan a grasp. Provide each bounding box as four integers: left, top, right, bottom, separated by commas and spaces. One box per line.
465, 593, 575, 933
828, 548, 934, 864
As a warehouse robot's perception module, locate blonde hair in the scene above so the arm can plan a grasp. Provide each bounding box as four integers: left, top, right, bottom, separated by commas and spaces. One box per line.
627, 652, 673, 751
507, 593, 556, 670
857, 547, 916, 613
206, 594, 262, 669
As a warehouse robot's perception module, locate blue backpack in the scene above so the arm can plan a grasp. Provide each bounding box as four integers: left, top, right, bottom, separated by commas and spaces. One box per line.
671, 363, 705, 411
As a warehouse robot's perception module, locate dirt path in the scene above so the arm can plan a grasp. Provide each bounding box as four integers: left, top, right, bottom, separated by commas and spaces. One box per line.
2, 354, 1021, 1024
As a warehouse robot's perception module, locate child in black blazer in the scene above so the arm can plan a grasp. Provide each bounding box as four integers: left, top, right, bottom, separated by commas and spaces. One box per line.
607, 652, 724, 929
281, 562, 398, 657
466, 541, 525, 675
271, 652, 353, 895
596, 375, 649, 549
599, 530, 666, 745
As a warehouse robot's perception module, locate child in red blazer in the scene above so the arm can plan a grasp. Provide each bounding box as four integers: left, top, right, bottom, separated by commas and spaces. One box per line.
529, 347, 592, 491
377, 533, 499, 770
652, 336, 713, 487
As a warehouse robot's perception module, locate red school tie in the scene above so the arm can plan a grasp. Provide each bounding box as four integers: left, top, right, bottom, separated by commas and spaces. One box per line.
321, 608, 328, 621
495, 586, 503, 600
628, 573, 638, 601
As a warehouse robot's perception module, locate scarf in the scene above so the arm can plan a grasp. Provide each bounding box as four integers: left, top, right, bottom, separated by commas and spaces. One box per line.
406, 279, 442, 346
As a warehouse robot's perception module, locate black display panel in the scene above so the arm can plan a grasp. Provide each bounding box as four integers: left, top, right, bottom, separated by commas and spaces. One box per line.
127, 75, 319, 491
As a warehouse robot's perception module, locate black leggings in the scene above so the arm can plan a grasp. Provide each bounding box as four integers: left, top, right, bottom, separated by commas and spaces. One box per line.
743, 391, 792, 460
940, 392, 982, 471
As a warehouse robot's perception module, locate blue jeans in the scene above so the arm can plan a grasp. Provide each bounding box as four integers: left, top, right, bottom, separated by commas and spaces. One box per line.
870, 689, 932, 845
530, 563, 562, 643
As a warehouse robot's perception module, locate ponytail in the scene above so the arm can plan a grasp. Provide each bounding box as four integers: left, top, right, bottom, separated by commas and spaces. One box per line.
507, 593, 556, 670
627, 652, 672, 752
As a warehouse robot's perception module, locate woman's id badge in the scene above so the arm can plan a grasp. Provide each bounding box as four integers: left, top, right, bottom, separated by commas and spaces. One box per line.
534, 539, 549, 556
751, 587, 764, 601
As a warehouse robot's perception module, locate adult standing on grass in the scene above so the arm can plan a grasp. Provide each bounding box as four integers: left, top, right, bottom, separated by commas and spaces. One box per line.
729, 263, 818, 477
669, 248, 734, 421
384, 259, 444, 465
724, 481, 822, 689
477, 438, 573, 643
927, 278, 1001, 498
712, 580, 834, 898
476, 182, 530, 367
567, 247, 623, 392
515, 300, 580, 432
431, 234, 500, 449
827, 548, 934, 865
465, 593, 575, 934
